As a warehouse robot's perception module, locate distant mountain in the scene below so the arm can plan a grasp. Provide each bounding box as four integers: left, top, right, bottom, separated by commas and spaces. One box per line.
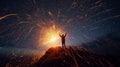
35, 46, 120, 67
82, 33, 120, 56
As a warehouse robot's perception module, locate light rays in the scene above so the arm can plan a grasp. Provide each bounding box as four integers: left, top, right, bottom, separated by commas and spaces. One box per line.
0, 0, 119, 49
0, 14, 17, 20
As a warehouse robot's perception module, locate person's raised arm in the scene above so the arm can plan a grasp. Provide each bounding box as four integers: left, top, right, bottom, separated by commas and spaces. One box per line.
65, 33, 67, 37
59, 33, 62, 37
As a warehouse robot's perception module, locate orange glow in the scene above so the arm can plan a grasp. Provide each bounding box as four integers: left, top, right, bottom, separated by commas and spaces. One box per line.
39, 24, 64, 48
49, 35, 57, 42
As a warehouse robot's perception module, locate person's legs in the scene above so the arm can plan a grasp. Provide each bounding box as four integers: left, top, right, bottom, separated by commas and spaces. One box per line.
62, 41, 66, 48
64, 44, 66, 48
62, 42, 64, 48
63, 43, 66, 48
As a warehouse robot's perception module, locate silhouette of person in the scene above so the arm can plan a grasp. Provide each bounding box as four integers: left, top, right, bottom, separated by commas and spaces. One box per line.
59, 33, 67, 48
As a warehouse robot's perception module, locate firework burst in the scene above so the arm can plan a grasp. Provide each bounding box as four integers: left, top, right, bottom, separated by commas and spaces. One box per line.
0, 0, 119, 49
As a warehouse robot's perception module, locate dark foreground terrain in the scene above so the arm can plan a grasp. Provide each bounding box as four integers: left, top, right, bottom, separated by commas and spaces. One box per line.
35, 46, 120, 67
0, 46, 120, 67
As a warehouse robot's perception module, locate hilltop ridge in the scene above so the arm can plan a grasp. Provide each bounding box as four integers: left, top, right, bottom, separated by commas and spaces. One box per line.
35, 46, 120, 67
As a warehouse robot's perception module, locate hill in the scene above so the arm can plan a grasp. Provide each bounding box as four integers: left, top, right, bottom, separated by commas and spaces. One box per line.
35, 46, 120, 67
82, 33, 120, 56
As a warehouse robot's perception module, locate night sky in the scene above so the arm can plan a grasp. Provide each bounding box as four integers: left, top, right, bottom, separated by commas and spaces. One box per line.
0, 0, 120, 54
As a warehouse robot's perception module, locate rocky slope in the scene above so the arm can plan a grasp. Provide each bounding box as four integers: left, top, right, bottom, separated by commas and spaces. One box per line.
35, 46, 120, 67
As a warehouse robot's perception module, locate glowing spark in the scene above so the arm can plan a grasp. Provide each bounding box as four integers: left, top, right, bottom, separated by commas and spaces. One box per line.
0, 14, 17, 20
48, 11, 53, 17
96, 15, 120, 23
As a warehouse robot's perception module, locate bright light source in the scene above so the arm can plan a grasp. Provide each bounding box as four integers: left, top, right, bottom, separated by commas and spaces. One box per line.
39, 24, 64, 48
49, 36, 57, 42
